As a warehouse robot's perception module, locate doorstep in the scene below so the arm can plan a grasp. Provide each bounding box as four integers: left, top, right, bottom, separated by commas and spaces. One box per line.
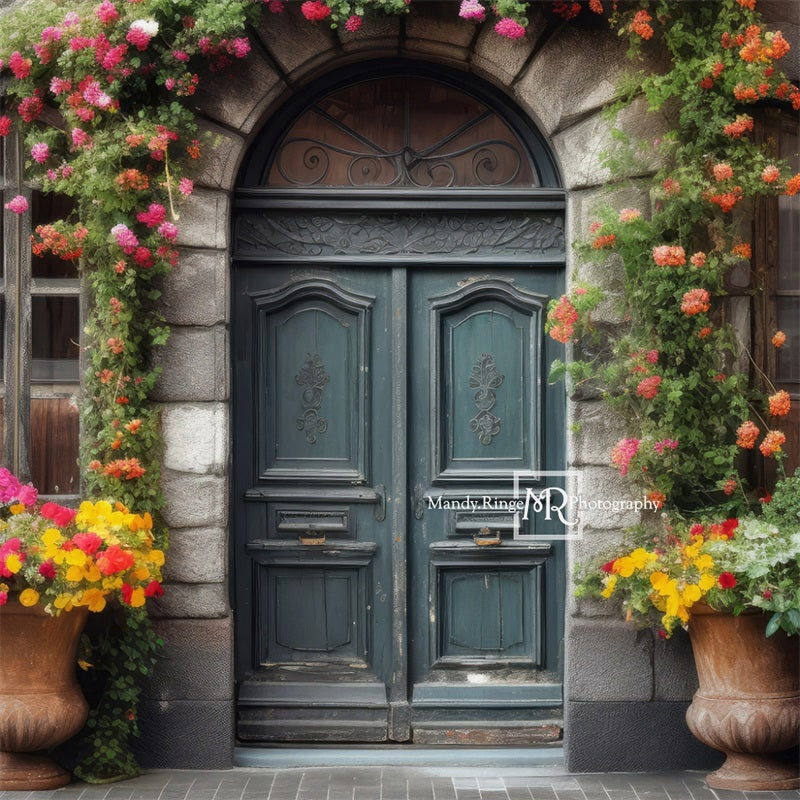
234, 744, 566, 770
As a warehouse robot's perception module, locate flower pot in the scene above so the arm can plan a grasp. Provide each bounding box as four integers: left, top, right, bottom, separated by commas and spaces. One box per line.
0, 604, 89, 790
686, 606, 800, 790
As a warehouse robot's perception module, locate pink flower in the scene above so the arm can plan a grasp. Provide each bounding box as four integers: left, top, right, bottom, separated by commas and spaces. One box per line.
158, 221, 179, 241
18, 92, 44, 123
50, 76, 73, 95
40, 501, 77, 527
458, 0, 486, 21
39, 561, 56, 579
9, 51, 32, 79
653, 438, 679, 454
619, 208, 641, 222
611, 438, 640, 476
71, 128, 89, 147
63, 11, 81, 26
111, 223, 139, 252
126, 19, 158, 51
31, 142, 50, 163
173, 50, 189, 61
136, 203, 167, 227
645, 350, 658, 364
494, 17, 526, 39
96, 0, 119, 23
16, 483, 38, 506
231, 37, 250, 58
179, 178, 194, 196
101, 44, 128, 70
345, 14, 363, 31
0, 116, 12, 136
267, 0, 285, 12
4, 195, 28, 215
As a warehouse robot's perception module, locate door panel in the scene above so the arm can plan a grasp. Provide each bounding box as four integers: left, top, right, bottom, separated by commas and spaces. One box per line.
234, 268, 394, 742
408, 269, 565, 743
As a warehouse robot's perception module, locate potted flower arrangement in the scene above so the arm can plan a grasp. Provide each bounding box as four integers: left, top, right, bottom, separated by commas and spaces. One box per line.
0, 467, 164, 790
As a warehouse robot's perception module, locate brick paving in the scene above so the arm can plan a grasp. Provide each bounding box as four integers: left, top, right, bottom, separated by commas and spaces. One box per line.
2, 769, 800, 800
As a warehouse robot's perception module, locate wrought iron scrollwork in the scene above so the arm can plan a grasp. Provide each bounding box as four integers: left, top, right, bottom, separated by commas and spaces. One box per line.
295, 353, 329, 444
468, 353, 505, 446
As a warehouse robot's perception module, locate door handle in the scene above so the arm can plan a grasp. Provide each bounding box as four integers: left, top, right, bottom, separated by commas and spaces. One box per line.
374, 484, 386, 522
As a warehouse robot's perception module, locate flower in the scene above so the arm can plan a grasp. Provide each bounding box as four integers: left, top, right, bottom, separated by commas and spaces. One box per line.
680, 288, 710, 316
761, 165, 780, 183
4, 195, 28, 215
652, 245, 685, 266
611, 437, 640, 476
758, 430, 786, 457
592, 234, 616, 249
636, 375, 662, 399
0, 471, 163, 615
723, 114, 754, 138
127, 19, 158, 50
690, 251, 706, 267
736, 420, 760, 449
768, 390, 791, 417
30, 142, 50, 163
629, 9, 654, 39
712, 162, 733, 181
344, 14, 362, 31
576, 477, 800, 637
458, 0, 485, 21
494, 18, 526, 39
300, 1, 331, 21
619, 208, 641, 222
771, 331, 786, 348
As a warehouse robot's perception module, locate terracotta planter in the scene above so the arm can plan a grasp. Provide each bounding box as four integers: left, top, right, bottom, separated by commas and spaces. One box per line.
686, 606, 800, 791
0, 603, 89, 790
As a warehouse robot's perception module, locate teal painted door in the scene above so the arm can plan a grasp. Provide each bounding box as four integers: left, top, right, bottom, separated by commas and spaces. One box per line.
233, 258, 566, 743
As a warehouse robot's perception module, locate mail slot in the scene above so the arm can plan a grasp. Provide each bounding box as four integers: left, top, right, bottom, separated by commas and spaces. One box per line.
274, 505, 351, 537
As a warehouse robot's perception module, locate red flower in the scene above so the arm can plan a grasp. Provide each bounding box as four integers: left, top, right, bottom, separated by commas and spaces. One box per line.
39, 561, 56, 579
72, 532, 103, 555
40, 501, 78, 527
718, 572, 737, 589
96, 545, 135, 575
144, 580, 164, 598
301, 0, 331, 21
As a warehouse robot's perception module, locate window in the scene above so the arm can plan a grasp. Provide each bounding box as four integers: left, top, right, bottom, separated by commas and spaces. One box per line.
753, 108, 798, 482
1, 132, 80, 498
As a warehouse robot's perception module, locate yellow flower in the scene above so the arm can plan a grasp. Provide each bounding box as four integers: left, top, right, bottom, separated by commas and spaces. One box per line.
148, 549, 165, 567
693, 554, 713, 571
682, 584, 702, 605
65, 549, 87, 567
80, 588, 107, 613
19, 588, 40, 606
698, 573, 716, 592
5, 553, 22, 574
54, 593, 76, 611
9, 503, 26, 515
615, 548, 655, 577
127, 586, 146, 607
66, 565, 85, 582
601, 575, 618, 598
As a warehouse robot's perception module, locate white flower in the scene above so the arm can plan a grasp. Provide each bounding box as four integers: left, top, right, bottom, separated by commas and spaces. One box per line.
130, 19, 159, 37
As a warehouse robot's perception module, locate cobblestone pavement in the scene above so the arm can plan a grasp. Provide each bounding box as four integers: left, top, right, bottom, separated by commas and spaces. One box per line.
2, 768, 800, 800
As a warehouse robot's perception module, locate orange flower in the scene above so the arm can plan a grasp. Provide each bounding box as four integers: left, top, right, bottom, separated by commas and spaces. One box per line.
680, 288, 710, 316
768, 390, 791, 417
759, 430, 786, 458
785, 174, 800, 196
647, 490, 666, 509
698, 326, 712, 338
771, 331, 786, 348
736, 420, 760, 449
731, 242, 751, 259
713, 162, 733, 181
592, 234, 617, 249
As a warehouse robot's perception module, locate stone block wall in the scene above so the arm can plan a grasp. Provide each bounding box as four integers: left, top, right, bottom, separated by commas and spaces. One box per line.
141, 0, 790, 771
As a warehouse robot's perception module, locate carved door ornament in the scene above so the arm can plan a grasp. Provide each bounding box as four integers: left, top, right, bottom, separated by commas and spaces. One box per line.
295, 353, 329, 444
468, 353, 505, 445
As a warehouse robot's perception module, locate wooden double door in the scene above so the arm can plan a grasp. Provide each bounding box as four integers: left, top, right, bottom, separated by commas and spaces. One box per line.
233, 228, 567, 744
